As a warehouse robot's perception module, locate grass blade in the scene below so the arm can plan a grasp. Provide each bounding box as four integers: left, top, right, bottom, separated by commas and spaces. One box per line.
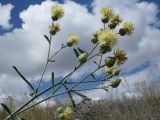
78, 47, 86, 54
91, 73, 96, 79
51, 72, 54, 94
72, 91, 91, 101
12, 66, 35, 92
73, 48, 79, 58
44, 35, 50, 44
0, 103, 11, 115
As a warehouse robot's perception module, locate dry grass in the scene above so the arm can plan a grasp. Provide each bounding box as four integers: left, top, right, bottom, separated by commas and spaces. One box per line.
0, 82, 160, 120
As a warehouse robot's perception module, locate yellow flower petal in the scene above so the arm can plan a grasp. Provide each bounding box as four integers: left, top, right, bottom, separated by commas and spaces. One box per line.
98, 29, 118, 47
123, 22, 135, 36
67, 33, 80, 46
100, 7, 113, 19
51, 5, 64, 20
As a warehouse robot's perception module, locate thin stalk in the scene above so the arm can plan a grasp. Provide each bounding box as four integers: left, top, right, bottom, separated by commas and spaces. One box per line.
63, 84, 76, 108
117, 65, 131, 94
72, 86, 104, 92
68, 64, 105, 91
65, 78, 106, 84
52, 43, 100, 94
9, 64, 105, 119
48, 45, 67, 62
99, 54, 103, 67
5, 43, 100, 120
36, 34, 52, 93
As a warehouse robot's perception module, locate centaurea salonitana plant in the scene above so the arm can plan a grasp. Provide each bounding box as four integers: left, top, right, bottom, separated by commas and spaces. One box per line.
1, 5, 135, 120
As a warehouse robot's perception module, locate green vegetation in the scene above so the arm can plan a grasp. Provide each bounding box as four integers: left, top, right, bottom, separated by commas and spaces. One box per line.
0, 83, 160, 120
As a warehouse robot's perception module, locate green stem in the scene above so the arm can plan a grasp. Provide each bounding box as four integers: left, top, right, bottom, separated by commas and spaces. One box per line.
66, 78, 106, 84
36, 34, 52, 93
48, 44, 67, 62
8, 65, 105, 119
69, 64, 105, 91
5, 43, 100, 120
72, 87, 104, 92
52, 43, 100, 94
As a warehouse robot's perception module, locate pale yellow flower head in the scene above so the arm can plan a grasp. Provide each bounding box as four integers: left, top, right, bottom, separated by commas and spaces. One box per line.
63, 107, 72, 120
111, 15, 122, 25
100, 7, 113, 19
123, 21, 135, 36
67, 33, 80, 46
98, 29, 118, 47
51, 5, 64, 21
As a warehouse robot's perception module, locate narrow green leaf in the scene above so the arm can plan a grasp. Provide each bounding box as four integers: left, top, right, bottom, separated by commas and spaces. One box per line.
51, 72, 54, 94
73, 48, 80, 58
72, 91, 91, 101
0, 103, 11, 115
91, 73, 96, 79
12, 66, 35, 92
44, 35, 50, 44
49, 59, 55, 63
93, 61, 99, 66
63, 85, 76, 108
29, 91, 35, 97
78, 47, 86, 54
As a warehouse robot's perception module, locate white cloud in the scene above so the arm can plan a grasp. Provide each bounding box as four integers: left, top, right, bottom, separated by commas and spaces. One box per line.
0, 3, 14, 29
0, 0, 160, 99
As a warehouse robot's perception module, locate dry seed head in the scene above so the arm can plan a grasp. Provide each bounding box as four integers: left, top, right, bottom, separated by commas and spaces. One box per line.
114, 49, 127, 65
49, 23, 60, 35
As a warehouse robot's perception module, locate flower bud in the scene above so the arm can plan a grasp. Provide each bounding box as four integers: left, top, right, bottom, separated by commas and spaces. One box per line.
105, 57, 115, 67
105, 66, 120, 77
91, 37, 98, 44
113, 69, 120, 76
67, 41, 73, 47
119, 28, 127, 36
105, 67, 112, 75
108, 23, 117, 29
91, 32, 98, 44
99, 42, 112, 54
101, 17, 109, 24
109, 78, 122, 88
78, 53, 88, 64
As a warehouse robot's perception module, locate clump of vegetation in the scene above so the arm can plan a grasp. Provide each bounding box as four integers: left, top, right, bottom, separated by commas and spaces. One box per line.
0, 4, 135, 120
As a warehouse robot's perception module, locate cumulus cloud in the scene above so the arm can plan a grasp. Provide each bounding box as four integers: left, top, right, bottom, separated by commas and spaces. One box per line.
0, 3, 14, 29
0, 0, 160, 98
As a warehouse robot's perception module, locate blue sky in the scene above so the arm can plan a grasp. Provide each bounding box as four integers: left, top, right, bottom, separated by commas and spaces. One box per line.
0, 0, 160, 100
